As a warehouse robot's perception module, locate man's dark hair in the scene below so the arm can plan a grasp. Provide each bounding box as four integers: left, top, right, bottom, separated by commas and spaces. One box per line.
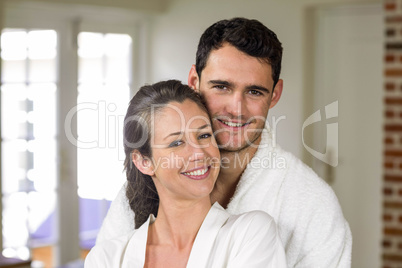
195, 17, 283, 87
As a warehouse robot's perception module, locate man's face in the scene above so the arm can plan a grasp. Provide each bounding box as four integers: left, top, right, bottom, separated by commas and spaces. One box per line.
191, 43, 282, 152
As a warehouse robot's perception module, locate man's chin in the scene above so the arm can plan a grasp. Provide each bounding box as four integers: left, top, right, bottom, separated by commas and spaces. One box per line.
216, 140, 254, 152
216, 135, 262, 153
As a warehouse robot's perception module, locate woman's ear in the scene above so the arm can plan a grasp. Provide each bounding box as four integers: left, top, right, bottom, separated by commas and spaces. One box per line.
131, 150, 154, 176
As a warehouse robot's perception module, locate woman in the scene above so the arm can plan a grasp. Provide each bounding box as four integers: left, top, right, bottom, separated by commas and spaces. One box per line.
85, 80, 286, 267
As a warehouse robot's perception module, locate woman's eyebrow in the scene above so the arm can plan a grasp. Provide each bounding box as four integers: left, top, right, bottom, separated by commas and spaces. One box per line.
197, 124, 211, 130
163, 131, 183, 140
163, 124, 211, 140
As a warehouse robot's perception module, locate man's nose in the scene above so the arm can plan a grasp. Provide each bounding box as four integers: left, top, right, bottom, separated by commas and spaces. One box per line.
225, 92, 245, 117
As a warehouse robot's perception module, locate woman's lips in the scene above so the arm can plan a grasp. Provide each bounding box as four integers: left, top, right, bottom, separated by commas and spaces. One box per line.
181, 166, 211, 180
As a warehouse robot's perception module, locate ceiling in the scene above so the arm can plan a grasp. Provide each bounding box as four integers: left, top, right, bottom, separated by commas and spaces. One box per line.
3, 0, 173, 13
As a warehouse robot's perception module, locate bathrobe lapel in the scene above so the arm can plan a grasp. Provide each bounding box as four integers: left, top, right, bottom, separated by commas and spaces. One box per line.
122, 215, 155, 268
121, 203, 229, 268
186, 202, 230, 268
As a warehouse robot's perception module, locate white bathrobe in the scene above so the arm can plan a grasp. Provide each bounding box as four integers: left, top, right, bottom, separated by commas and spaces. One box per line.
85, 202, 286, 268
96, 130, 352, 267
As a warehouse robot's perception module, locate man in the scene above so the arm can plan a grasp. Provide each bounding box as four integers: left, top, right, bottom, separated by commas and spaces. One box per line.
97, 18, 352, 267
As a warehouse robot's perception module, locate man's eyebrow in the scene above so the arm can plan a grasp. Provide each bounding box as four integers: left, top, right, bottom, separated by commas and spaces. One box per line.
208, 80, 270, 94
208, 80, 234, 87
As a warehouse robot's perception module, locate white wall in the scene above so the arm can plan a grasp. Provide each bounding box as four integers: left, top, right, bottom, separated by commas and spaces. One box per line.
311, 6, 383, 267
149, 0, 379, 159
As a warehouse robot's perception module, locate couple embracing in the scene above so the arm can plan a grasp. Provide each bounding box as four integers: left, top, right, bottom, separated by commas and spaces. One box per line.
85, 17, 351, 268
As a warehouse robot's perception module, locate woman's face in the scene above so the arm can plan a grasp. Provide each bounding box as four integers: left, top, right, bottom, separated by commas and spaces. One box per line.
150, 99, 220, 203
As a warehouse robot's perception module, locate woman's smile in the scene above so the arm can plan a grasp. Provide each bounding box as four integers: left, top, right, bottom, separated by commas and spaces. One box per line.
181, 165, 211, 180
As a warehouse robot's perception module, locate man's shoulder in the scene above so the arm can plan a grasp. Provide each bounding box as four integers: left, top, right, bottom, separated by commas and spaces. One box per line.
266, 147, 345, 223
281, 148, 336, 199
252, 142, 337, 204
96, 183, 135, 244
281, 148, 329, 188
254, 141, 323, 182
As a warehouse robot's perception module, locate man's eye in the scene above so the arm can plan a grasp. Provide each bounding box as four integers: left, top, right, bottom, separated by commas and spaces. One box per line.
214, 85, 227, 90
249, 90, 262, 96
198, 133, 212, 140
168, 140, 184, 147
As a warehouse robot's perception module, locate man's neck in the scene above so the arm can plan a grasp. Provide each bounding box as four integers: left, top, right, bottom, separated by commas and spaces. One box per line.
211, 135, 261, 208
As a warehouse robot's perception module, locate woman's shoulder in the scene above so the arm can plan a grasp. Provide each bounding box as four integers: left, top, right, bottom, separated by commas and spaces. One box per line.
98, 230, 136, 249
216, 209, 278, 243
85, 231, 136, 267
210, 209, 285, 267
85, 214, 155, 268
228, 210, 275, 229
211, 202, 275, 232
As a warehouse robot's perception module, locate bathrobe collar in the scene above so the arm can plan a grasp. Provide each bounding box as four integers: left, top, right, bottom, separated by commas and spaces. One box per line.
122, 202, 230, 267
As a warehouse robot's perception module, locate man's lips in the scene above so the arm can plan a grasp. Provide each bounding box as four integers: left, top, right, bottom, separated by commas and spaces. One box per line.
181, 166, 211, 180
216, 119, 250, 128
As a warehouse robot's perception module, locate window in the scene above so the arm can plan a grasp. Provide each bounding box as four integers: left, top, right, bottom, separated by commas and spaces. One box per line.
77, 32, 132, 249
1, 29, 58, 260
0, 5, 141, 265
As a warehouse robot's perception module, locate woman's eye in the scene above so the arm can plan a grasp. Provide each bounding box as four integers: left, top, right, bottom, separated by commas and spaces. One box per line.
168, 140, 184, 147
198, 133, 212, 140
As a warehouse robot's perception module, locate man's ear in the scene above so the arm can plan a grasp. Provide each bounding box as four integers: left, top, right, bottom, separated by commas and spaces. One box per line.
131, 151, 154, 176
188, 64, 200, 91
269, 79, 283, 109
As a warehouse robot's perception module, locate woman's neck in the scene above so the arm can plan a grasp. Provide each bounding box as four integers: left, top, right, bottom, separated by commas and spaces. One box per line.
147, 197, 211, 249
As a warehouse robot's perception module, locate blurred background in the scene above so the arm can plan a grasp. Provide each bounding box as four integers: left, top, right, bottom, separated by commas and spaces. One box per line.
0, 0, 389, 267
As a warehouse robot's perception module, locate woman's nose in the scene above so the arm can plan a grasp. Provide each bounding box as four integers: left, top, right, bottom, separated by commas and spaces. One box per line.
188, 149, 205, 162
187, 138, 206, 161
